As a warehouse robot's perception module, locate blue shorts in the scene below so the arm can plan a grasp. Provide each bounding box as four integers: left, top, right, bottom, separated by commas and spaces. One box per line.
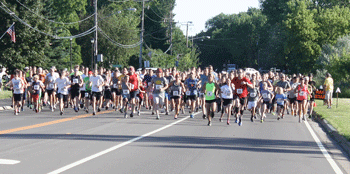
165, 92, 171, 100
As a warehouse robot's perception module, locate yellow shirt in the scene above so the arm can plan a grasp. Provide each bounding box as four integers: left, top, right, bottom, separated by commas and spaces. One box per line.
324, 77, 334, 91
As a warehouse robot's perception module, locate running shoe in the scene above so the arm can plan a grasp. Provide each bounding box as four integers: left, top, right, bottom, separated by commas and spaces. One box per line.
190, 114, 194, 118
251, 116, 254, 122
208, 121, 212, 126
202, 114, 207, 119
227, 120, 230, 125
238, 119, 242, 126
137, 110, 140, 116
281, 114, 284, 119
254, 114, 257, 119
196, 107, 199, 112
119, 108, 123, 113
271, 112, 276, 116
235, 117, 239, 123
98, 108, 101, 112
124, 112, 127, 118
299, 117, 302, 123
156, 115, 160, 120
165, 112, 169, 115
130, 113, 133, 118
93, 111, 96, 115
211, 112, 214, 118
21, 107, 24, 112
105, 106, 108, 110
152, 112, 154, 115
85, 109, 89, 113
60, 111, 63, 115
174, 114, 178, 119
277, 116, 280, 120
51, 108, 54, 112
261, 119, 264, 123
219, 118, 222, 122
287, 110, 290, 115
74, 106, 78, 112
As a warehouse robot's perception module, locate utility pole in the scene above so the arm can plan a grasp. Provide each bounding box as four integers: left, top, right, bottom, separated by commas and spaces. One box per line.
186, 22, 189, 48
70, 38, 72, 70
139, 0, 145, 69
94, 0, 98, 70
170, 8, 173, 55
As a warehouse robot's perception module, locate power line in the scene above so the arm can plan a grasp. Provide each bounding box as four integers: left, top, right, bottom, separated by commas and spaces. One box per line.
0, 3, 96, 39
145, 13, 165, 23
15, 0, 95, 25
98, 27, 141, 48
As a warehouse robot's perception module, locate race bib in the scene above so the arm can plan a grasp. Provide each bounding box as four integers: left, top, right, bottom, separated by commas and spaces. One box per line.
49, 84, 54, 89
186, 91, 191, 95
14, 84, 20, 89
73, 78, 79, 84
173, 91, 179, 96
113, 84, 117, 88
237, 89, 243, 94
85, 92, 89, 97
262, 93, 268, 98
207, 91, 213, 97
34, 85, 40, 90
130, 84, 135, 89
250, 92, 256, 97
156, 85, 162, 90
194, 90, 197, 95
28, 82, 32, 86
123, 90, 129, 95
148, 82, 152, 87
300, 91, 305, 96
277, 98, 284, 103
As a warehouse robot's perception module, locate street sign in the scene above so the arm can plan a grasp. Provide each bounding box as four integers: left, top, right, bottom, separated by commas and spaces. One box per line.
336, 87, 341, 93
97, 54, 103, 62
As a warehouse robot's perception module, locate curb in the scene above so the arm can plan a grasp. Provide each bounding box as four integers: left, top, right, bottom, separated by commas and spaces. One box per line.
313, 112, 350, 158
1, 106, 13, 111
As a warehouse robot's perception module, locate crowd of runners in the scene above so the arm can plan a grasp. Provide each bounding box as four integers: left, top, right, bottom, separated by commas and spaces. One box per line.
4, 65, 325, 126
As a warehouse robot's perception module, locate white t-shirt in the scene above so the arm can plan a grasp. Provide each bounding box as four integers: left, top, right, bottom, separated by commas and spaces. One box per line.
55, 77, 71, 95
46, 74, 57, 90
0, 72, 6, 83
90, 75, 104, 92
12, 77, 23, 94
221, 84, 233, 99
80, 74, 87, 91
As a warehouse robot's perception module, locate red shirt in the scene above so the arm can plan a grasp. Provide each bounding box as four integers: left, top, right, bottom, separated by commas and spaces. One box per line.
128, 73, 139, 92
297, 85, 309, 100
231, 77, 252, 98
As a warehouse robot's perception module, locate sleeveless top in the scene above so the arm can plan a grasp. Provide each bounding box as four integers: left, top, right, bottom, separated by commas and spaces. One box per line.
170, 82, 182, 97
205, 83, 216, 101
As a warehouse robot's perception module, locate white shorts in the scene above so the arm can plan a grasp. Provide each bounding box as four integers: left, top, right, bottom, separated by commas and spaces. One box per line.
325, 91, 333, 100
247, 101, 257, 110
153, 93, 164, 105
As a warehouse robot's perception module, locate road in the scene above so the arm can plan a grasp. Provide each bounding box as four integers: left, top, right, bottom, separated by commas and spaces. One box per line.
0, 105, 349, 174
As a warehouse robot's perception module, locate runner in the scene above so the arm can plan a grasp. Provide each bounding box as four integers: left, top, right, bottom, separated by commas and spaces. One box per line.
83, 71, 93, 113
165, 69, 175, 115
128, 66, 140, 117
296, 77, 310, 123
199, 67, 210, 119
275, 87, 287, 120
90, 69, 104, 115
203, 74, 219, 126
219, 76, 234, 125
70, 65, 84, 112
288, 77, 299, 116
231, 69, 253, 126
151, 68, 168, 120
55, 70, 71, 115
260, 82, 274, 122
184, 72, 200, 118
45, 68, 58, 112
247, 80, 260, 122
121, 68, 131, 118
169, 74, 185, 119
111, 69, 121, 111
31, 75, 45, 113
11, 70, 25, 115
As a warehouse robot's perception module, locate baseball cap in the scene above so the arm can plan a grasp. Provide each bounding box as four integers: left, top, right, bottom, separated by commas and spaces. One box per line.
88, 71, 93, 75
157, 68, 163, 73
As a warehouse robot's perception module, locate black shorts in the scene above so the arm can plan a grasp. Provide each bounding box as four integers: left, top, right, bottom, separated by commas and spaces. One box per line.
14, 94, 23, 102
71, 89, 80, 99
22, 92, 26, 100
263, 101, 272, 109
47, 89, 55, 96
223, 99, 233, 106
130, 90, 138, 99
57, 93, 68, 102
297, 99, 305, 103
92, 92, 102, 100
277, 104, 284, 108
80, 91, 86, 98
239, 97, 246, 105
104, 89, 112, 100
310, 97, 315, 102
289, 97, 296, 104
112, 88, 121, 95
171, 96, 181, 100
186, 95, 197, 101
206, 99, 216, 104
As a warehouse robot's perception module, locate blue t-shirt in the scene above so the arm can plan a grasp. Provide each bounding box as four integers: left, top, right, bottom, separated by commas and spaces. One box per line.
185, 78, 199, 96
275, 94, 287, 105
200, 74, 208, 86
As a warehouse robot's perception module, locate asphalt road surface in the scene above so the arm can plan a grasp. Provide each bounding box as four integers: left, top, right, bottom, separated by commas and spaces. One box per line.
0, 105, 349, 174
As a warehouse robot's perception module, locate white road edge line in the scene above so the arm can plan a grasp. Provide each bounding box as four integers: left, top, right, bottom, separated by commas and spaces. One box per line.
48, 112, 202, 174
304, 120, 343, 174
0, 159, 20, 165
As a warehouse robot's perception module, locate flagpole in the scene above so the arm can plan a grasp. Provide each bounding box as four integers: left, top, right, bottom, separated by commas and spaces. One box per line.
0, 22, 15, 40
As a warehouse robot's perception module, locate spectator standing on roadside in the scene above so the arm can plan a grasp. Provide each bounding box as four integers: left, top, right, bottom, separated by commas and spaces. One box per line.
323, 73, 334, 109
0, 67, 8, 91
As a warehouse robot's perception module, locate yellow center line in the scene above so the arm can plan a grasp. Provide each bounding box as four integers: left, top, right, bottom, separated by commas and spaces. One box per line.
0, 110, 114, 135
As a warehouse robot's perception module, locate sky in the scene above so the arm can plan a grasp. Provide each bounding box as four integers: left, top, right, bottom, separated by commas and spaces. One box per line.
173, 0, 261, 36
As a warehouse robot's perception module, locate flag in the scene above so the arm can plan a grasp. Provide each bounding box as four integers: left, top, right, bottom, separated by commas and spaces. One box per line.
6, 24, 16, 43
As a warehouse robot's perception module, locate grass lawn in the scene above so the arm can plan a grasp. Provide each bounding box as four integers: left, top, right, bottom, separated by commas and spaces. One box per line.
314, 99, 350, 141
0, 89, 12, 100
